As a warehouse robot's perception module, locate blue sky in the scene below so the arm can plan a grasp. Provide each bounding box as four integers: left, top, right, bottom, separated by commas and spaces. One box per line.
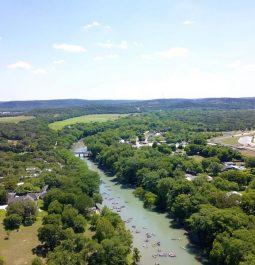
1, 0, 255, 100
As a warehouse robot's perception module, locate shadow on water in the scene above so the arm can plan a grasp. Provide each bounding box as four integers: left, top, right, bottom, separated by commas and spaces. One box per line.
167, 218, 210, 265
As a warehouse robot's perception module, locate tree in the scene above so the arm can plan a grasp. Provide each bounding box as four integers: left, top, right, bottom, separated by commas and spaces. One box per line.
143, 192, 157, 209
157, 178, 174, 210
210, 229, 255, 265
187, 205, 249, 247
241, 191, 255, 214
48, 200, 63, 215
0, 187, 7, 205
245, 157, 255, 168
31, 257, 43, 265
38, 224, 63, 249
171, 194, 197, 222
7, 199, 37, 225
61, 204, 80, 229
42, 214, 62, 226
94, 217, 114, 243
132, 247, 141, 265
73, 215, 87, 233
89, 237, 130, 265
133, 187, 145, 200
3, 214, 22, 230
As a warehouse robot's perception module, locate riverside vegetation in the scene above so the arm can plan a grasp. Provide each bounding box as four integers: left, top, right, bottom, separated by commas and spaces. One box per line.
0, 118, 135, 265
57, 109, 255, 265
1, 108, 255, 264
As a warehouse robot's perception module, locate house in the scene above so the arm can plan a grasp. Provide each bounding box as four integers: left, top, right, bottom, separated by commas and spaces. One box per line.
7, 193, 38, 205
185, 174, 197, 181
223, 162, 245, 171
7, 185, 49, 206
185, 174, 213, 182
226, 191, 243, 197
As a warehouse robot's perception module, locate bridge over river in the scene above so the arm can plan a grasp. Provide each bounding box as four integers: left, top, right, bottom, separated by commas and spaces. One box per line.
74, 147, 92, 157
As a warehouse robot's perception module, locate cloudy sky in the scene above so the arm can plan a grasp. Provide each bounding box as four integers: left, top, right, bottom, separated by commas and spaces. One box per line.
1, 0, 255, 101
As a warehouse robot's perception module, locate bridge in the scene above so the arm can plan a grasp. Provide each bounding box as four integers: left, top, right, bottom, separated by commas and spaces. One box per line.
74, 148, 92, 157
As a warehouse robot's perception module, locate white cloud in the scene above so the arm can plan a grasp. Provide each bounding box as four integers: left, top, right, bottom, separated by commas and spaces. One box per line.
133, 42, 144, 48
84, 21, 101, 29
84, 21, 111, 30
7, 61, 32, 70
118, 41, 128, 49
94, 54, 119, 62
140, 54, 153, 61
97, 41, 114, 49
53, 43, 86, 53
104, 25, 111, 30
155, 47, 189, 59
182, 20, 194, 25
226, 60, 241, 69
226, 60, 255, 72
97, 40, 129, 49
32, 68, 47, 74
208, 59, 219, 65
53, 59, 65, 64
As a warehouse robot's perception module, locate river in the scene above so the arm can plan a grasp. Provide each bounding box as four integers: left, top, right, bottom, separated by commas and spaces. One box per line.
73, 141, 202, 265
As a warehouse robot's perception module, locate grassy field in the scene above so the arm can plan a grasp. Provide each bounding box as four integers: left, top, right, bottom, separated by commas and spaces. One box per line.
49, 113, 128, 131
218, 137, 240, 145
0, 116, 34, 123
191, 155, 204, 162
240, 149, 255, 157
0, 210, 45, 265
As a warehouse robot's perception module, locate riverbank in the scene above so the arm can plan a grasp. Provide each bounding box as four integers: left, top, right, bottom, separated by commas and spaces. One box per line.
72, 141, 203, 265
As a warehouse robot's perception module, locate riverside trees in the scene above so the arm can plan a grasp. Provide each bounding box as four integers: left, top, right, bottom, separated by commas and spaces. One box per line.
70, 110, 255, 264
0, 117, 133, 265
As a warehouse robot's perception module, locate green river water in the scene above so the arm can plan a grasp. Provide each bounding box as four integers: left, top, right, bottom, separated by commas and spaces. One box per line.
73, 141, 203, 265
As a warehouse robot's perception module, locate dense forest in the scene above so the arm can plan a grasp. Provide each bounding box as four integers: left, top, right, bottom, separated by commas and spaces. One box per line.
1, 108, 255, 264
0, 118, 136, 265
57, 109, 255, 265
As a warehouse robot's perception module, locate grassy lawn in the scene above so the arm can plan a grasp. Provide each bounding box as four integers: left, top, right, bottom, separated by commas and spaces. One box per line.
218, 137, 240, 145
240, 149, 255, 157
0, 116, 34, 123
191, 155, 204, 162
0, 211, 46, 265
49, 114, 128, 131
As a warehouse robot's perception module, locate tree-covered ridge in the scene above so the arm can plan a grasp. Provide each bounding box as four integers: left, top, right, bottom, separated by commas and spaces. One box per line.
55, 110, 255, 265
2, 97, 255, 112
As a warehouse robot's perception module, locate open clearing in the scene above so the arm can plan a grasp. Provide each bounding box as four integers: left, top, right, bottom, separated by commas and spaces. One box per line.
0, 210, 45, 265
0, 116, 34, 123
49, 113, 128, 130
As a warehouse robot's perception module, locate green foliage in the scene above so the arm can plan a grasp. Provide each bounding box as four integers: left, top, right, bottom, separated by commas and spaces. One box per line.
31, 257, 43, 265
245, 157, 255, 168
38, 224, 64, 250
187, 205, 251, 246
210, 229, 255, 265
133, 187, 145, 200
3, 214, 22, 230
132, 247, 141, 265
0, 256, 5, 265
143, 192, 157, 208
94, 217, 115, 243
4, 199, 37, 229
0, 187, 7, 205
241, 191, 255, 214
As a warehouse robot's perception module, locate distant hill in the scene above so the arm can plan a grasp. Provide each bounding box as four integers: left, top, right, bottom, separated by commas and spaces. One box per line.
1, 97, 255, 111
139, 98, 255, 110
0, 99, 139, 111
